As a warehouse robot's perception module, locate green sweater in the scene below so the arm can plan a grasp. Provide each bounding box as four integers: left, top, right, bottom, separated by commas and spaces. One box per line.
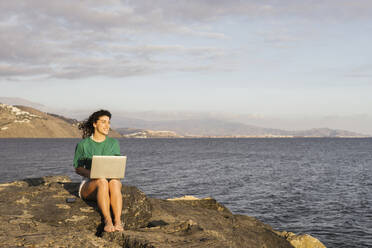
73, 137, 121, 169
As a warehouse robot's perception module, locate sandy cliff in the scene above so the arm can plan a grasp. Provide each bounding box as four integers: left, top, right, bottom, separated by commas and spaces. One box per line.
0, 104, 121, 138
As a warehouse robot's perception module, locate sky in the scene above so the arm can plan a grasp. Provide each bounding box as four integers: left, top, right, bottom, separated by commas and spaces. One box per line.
1, 1, 372, 133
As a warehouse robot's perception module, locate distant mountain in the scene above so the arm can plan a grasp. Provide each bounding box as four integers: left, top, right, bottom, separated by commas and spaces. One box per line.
289, 128, 363, 137
0, 104, 121, 138
114, 117, 367, 138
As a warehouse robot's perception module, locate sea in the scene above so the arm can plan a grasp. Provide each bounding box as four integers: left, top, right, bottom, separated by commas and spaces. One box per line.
1, 138, 371, 248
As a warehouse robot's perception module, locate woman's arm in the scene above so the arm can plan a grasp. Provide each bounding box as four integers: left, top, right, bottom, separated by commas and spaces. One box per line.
75, 167, 91, 178
74, 141, 91, 178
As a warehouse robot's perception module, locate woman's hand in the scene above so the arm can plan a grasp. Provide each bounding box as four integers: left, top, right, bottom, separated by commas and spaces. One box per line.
75, 167, 91, 178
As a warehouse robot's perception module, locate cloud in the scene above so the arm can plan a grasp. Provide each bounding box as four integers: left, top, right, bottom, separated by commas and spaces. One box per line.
0, 0, 233, 80
345, 64, 372, 79
126, 0, 372, 22
0, 63, 51, 77
0, 0, 371, 80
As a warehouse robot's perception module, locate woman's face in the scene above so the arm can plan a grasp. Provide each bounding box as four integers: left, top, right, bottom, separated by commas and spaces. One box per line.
93, 115, 110, 136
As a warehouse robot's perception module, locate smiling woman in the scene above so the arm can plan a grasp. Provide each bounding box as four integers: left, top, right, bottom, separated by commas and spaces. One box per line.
78, 110, 112, 139
74, 109, 123, 233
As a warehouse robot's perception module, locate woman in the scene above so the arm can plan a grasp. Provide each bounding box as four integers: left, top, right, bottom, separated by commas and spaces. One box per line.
73, 110, 123, 232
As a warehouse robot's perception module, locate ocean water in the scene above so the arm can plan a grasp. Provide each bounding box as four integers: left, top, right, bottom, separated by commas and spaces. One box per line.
1, 138, 371, 248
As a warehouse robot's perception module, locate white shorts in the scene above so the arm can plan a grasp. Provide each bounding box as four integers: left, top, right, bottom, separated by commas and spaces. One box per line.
78, 179, 89, 198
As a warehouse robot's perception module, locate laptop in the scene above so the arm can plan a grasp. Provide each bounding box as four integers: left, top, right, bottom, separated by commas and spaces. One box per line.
90, 155, 127, 179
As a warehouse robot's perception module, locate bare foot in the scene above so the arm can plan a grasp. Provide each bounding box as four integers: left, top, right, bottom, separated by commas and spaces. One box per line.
114, 221, 124, 232
104, 220, 115, 232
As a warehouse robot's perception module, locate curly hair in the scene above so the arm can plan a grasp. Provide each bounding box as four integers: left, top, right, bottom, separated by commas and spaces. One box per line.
78, 110, 112, 139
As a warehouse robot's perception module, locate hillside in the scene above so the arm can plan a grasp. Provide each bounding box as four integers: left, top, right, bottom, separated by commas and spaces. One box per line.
0, 104, 121, 138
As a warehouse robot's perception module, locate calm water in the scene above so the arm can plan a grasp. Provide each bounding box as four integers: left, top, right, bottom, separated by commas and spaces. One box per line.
1, 138, 371, 248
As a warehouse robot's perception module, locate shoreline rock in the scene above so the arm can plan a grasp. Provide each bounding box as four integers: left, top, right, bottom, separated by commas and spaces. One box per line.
0, 175, 326, 248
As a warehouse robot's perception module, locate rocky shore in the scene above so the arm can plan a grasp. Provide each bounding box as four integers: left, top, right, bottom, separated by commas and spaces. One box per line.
0, 176, 326, 248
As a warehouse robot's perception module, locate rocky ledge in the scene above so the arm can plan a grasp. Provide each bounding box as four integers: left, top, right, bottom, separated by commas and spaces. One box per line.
0, 176, 326, 248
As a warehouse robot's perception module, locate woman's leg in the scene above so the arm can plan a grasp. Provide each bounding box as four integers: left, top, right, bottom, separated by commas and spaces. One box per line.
80, 178, 115, 232
108, 179, 123, 231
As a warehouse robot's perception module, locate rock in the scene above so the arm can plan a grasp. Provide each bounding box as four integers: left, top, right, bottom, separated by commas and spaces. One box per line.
276, 231, 327, 248
0, 176, 326, 247
167, 195, 201, 201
